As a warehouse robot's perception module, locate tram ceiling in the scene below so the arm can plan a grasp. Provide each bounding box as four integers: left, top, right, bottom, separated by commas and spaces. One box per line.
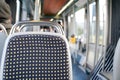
42, 0, 68, 16
6, 0, 75, 21
41, 0, 73, 20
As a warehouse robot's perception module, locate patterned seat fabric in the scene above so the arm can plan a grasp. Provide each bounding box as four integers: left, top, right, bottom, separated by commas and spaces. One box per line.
3, 34, 71, 80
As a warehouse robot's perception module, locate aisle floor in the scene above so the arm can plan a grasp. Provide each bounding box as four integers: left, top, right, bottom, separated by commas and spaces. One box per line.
72, 61, 88, 80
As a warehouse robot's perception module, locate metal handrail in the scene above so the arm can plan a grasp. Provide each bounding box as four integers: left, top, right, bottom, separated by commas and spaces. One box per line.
0, 24, 8, 35
10, 21, 64, 35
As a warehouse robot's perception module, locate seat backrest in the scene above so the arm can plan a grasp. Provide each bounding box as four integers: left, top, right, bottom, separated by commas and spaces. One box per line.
0, 24, 7, 65
0, 32, 72, 80
0, 33, 7, 64
113, 38, 120, 80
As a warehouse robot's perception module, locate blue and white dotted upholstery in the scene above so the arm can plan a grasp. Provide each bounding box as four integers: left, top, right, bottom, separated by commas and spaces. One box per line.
1, 33, 72, 80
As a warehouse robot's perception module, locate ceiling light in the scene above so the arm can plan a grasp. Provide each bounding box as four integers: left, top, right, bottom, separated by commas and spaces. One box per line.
56, 0, 74, 16
50, 18, 54, 21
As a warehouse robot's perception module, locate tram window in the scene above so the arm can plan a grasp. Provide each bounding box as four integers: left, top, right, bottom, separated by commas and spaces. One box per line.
99, 0, 106, 45
75, 8, 86, 49
87, 2, 97, 67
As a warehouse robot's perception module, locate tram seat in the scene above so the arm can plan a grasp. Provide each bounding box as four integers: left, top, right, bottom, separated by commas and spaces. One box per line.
0, 24, 7, 65
113, 38, 120, 80
0, 22, 72, 80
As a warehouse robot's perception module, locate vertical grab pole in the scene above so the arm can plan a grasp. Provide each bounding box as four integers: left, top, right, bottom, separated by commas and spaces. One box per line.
85, 0, 90, 68
16, 0, 20, 23
94, 0, 99, 66
102, 0, 109, 71
34, 0, 41, 31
